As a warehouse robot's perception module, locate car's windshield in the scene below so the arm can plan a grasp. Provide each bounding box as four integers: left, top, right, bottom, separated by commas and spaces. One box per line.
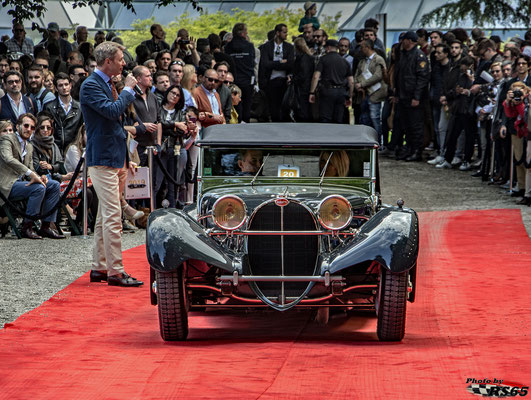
202, 148, 372, 178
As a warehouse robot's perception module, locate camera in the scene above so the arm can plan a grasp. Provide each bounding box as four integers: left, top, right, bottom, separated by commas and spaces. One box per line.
513, 89, 523, 102
178, 39, 190, 45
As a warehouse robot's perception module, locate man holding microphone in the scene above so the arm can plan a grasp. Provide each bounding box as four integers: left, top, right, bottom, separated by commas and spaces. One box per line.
80, 41, 143, 287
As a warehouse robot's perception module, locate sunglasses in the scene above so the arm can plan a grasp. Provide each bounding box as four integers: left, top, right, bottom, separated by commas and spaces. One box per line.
40, 125, 52, 131
6, 79, 20, 85
313, 35, 322, 38
36, 63, 49, 68
23, 123, 35, 130
206, 77, 219, 83
170, 60, 184, 66
188, 117, 197, 123
223, 80, 232, 84
74, 72, 88, 77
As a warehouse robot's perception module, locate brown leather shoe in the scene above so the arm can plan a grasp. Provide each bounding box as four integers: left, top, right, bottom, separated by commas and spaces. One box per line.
90, 270, 108, 282
38, 222, 65, 239
21, 221, 42, 239
108, 272, 144, 287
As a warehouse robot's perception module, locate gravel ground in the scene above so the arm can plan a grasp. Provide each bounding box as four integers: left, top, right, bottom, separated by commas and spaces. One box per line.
1, 156, 529, 327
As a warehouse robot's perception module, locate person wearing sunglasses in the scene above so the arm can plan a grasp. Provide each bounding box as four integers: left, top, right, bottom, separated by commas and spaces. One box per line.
192, 69, 225, 127
31, 114, 73, 184
0, 70, 36, 125
0, 113, 64, 239
158, 85, 187, 208
5, 22, 34, 57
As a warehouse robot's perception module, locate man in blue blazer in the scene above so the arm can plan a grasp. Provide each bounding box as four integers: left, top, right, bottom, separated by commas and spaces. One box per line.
80, 41, 143, 287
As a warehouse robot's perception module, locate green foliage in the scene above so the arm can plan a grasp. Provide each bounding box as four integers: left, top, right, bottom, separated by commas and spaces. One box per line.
420, 0, 530, 28
119, 8, 341, 52
2, 0, 202, 23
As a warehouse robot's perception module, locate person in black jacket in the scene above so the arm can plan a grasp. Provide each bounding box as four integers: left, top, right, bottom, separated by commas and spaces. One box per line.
292, 37, 315, 122
259, 24, 295, 122
436, 57, 476, 170
394, 31, 430, 161
224, 23, 255, 123
43, 72, 83, 155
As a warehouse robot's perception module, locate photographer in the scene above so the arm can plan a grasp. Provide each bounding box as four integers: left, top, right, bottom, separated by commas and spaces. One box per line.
502, 81, 530, 204
436, 57, 476, 170
472, 62, 504, 179
170, 29, 200, 67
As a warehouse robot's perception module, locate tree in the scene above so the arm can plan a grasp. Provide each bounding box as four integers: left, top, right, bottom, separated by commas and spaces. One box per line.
1, 0, 201, 24
420, 0, 530, 28
118, 9, 341, 52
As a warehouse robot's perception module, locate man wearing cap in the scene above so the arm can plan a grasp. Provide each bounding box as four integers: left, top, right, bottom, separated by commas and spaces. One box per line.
309, 39, 354, 123
393, 30, 430, 161
299, 2, 320, 33
41, 22, 73, 62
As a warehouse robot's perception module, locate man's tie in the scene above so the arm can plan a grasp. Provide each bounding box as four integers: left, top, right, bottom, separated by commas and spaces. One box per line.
110, 80, 118, 101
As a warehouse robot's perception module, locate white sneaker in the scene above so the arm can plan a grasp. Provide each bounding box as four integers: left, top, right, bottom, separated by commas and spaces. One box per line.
450, 156, 462, 166
459, 161, 471, 171
427, 155, 444, 165
435, 160, 452, 169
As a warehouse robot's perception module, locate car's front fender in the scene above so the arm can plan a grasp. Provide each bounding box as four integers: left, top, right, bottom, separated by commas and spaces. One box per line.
146, 208, 240, 273
321, 207, 419, 274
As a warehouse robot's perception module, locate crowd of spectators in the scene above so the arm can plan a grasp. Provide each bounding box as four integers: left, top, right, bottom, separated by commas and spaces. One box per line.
1, 10, 531, 238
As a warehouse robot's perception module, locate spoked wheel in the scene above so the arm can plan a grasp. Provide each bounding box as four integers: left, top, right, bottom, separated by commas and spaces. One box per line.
376, 268, 408, 341
156, 265, 189, 341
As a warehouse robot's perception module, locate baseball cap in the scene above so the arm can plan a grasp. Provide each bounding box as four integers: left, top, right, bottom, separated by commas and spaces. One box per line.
304, 2, 316, 11
402, 31, 418, 42
47, 22, 59, 32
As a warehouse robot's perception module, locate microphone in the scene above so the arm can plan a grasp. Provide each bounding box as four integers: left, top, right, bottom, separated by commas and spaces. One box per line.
122, 69, 143, 96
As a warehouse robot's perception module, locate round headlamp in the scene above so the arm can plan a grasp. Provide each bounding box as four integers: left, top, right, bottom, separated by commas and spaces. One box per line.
318, 195, 352, 230
212, 195, 247, 230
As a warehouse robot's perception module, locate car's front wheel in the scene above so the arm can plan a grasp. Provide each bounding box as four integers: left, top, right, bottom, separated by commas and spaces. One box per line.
376, 269, 408, 341
156, 266, 189, 341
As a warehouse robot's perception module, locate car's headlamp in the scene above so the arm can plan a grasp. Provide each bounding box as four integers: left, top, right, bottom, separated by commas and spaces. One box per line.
318, 195, 352, 230
212, 195, 247, 230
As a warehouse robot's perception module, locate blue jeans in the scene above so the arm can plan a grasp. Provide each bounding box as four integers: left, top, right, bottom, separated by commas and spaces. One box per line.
368, 101, 382, 139
9, 178, 60, 222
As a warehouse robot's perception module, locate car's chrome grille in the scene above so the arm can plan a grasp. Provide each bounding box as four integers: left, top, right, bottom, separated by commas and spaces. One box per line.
247, 201, 319, 299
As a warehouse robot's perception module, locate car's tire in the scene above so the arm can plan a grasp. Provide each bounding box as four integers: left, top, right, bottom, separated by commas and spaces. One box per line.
376, 269, 408, 341
156, 267, 188, 341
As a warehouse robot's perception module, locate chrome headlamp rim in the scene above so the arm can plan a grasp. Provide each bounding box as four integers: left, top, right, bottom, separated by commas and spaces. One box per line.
317, 195, 352, 231
212, 194, 247, 231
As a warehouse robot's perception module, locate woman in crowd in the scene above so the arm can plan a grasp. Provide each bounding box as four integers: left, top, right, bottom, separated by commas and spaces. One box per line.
229, 84, 241, 124
43, 70, 55, 93
181, 64, 198, 108
0, 120, 14, 137
159, 84, 187, 208
292, 37, 314, 122
64, 124, 98, 229
502, 82, 530, 205
31, 115, 72, 182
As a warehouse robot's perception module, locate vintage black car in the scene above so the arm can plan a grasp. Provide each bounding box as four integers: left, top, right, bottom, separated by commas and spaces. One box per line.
147, 123, 419, 342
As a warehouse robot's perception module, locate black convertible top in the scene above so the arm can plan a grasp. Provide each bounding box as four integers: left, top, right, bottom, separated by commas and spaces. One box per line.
198, 123, 379, 148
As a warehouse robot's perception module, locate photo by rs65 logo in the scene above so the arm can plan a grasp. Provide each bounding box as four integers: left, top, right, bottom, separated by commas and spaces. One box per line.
466, 378, 529, 397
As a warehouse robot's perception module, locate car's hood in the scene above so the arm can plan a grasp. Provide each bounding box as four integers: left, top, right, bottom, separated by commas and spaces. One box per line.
199, 184, 370, 214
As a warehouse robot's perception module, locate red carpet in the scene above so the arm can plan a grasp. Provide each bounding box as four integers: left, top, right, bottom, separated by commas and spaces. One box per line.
1, 209, 530, 399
